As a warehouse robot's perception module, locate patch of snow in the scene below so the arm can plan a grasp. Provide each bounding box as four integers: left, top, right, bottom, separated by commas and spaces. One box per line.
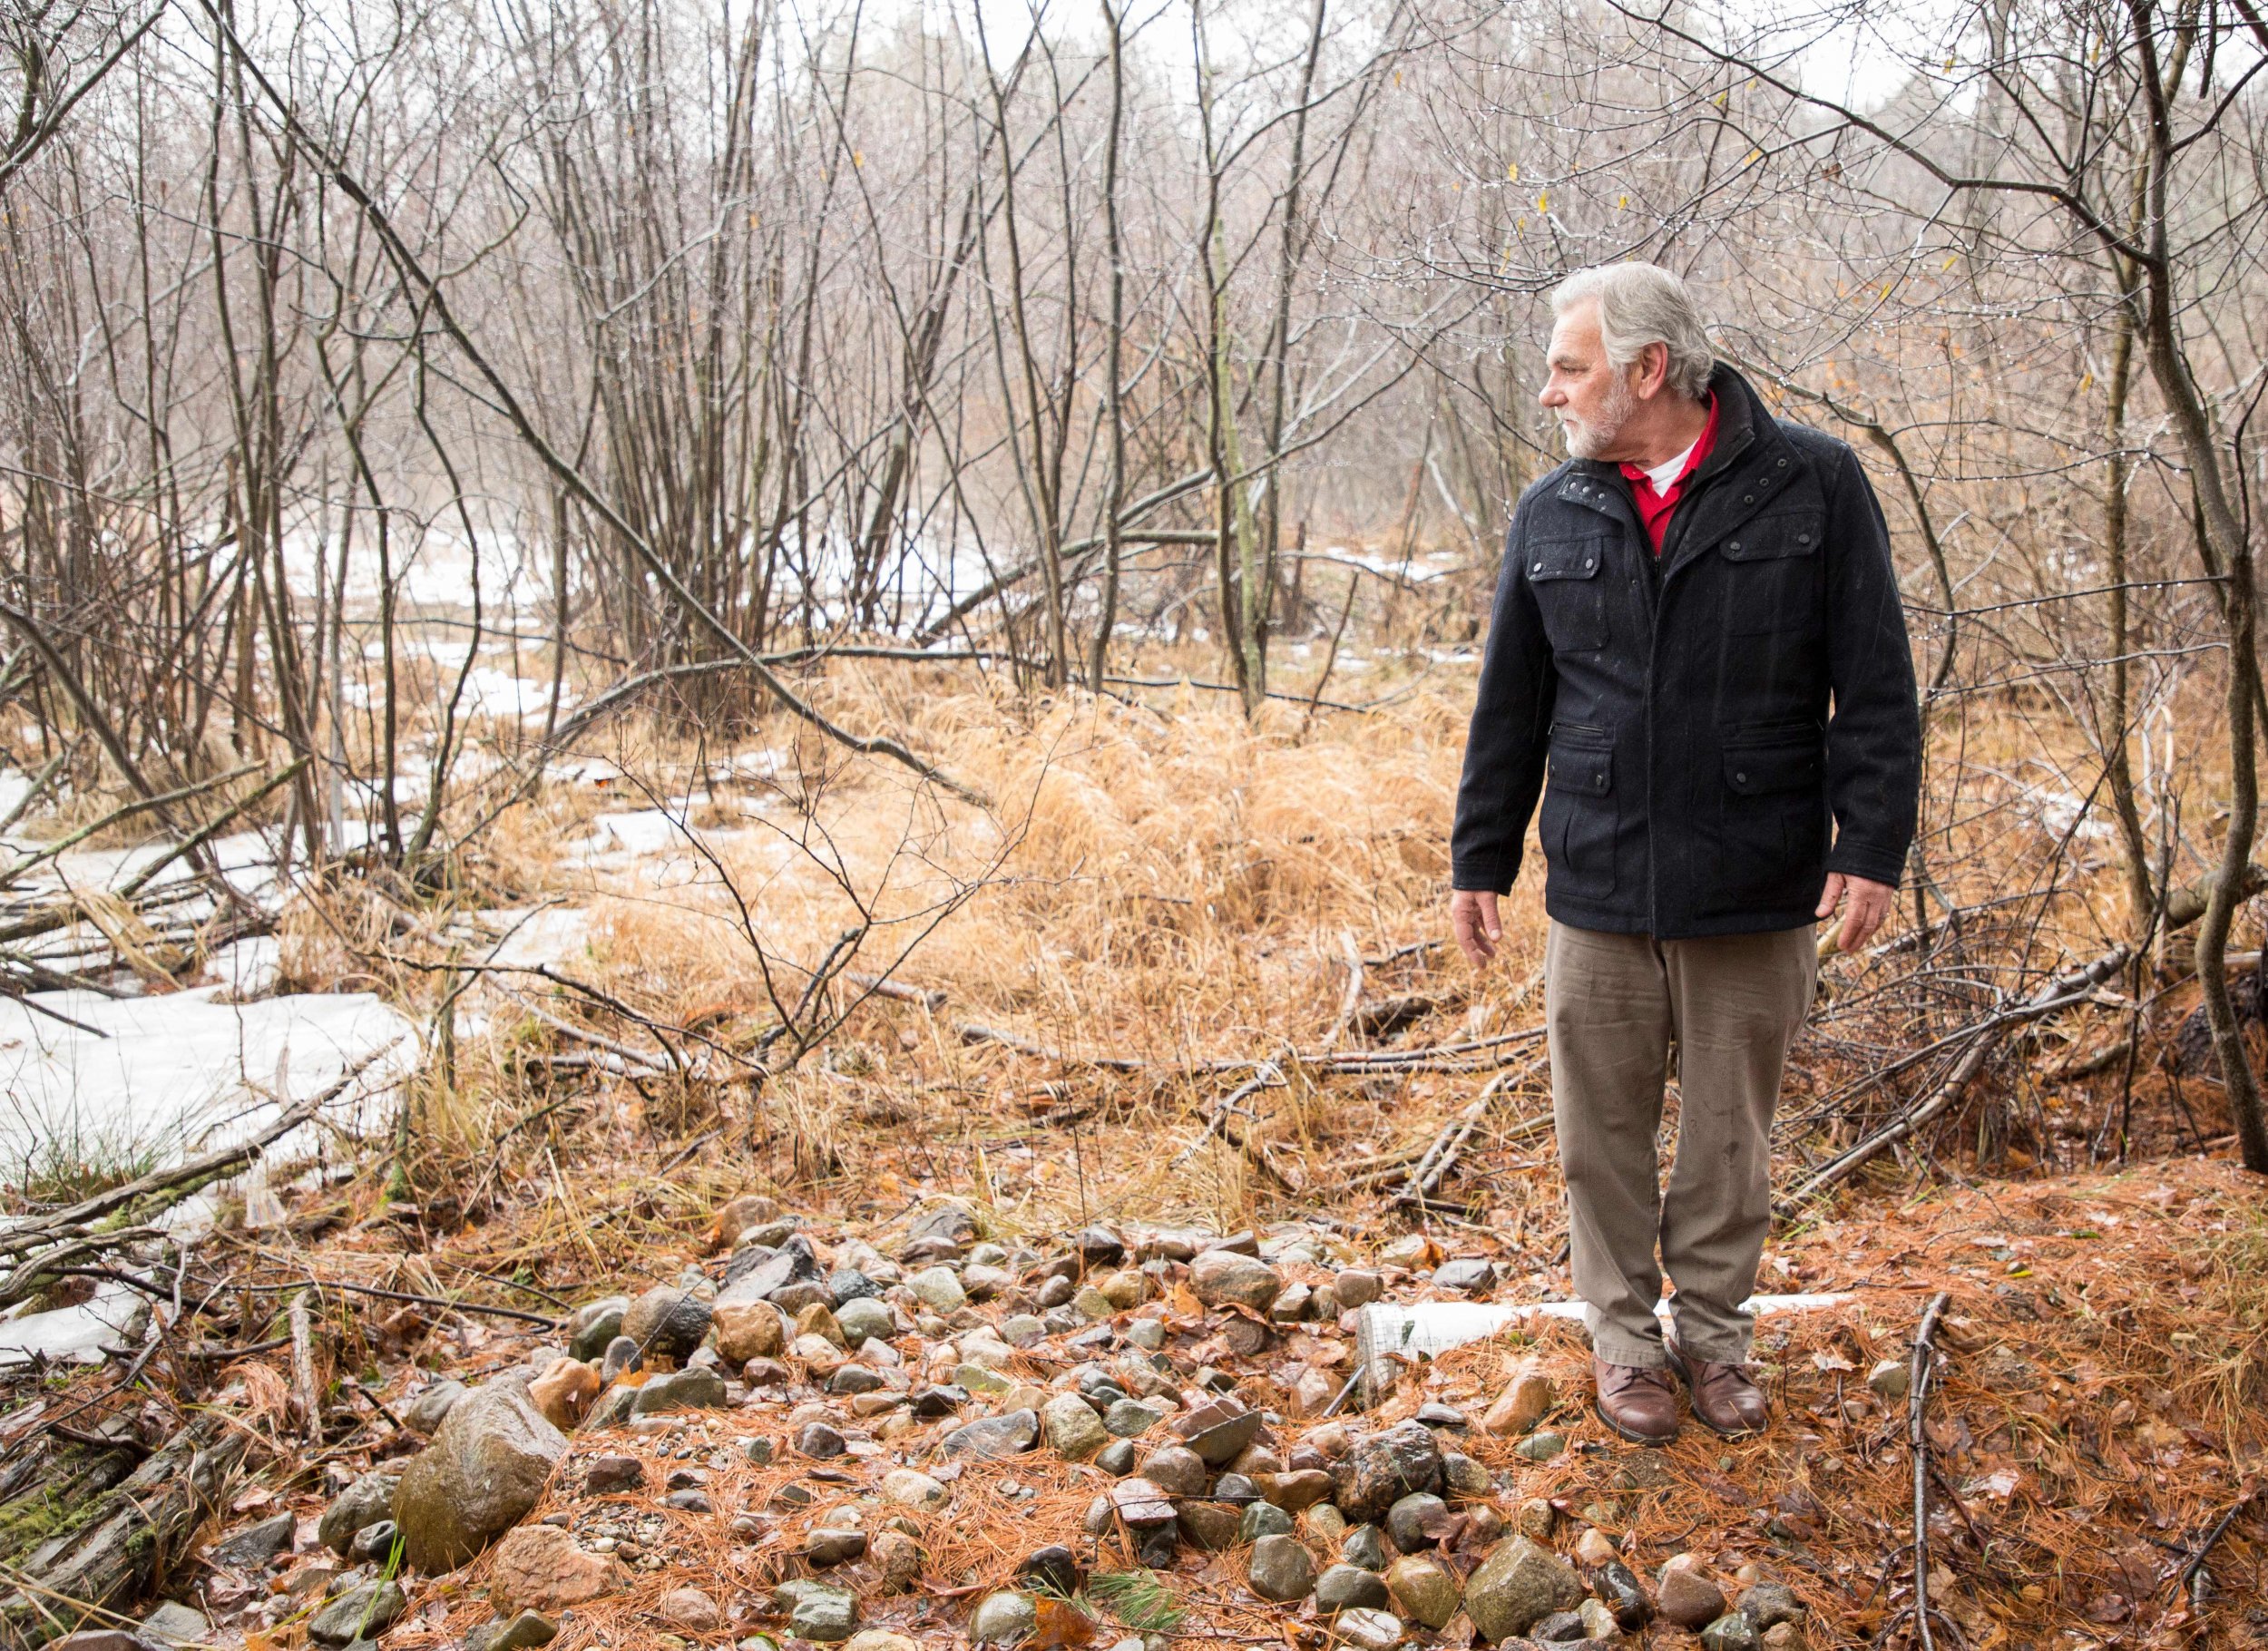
0, 1280, 145, 1368
206, 936, 282, 997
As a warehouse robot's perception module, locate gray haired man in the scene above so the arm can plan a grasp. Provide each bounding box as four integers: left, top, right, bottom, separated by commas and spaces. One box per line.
1448, 263, 1920, 1442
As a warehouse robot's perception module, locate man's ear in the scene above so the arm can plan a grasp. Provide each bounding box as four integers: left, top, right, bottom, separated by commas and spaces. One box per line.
1636, 341, 1670, 400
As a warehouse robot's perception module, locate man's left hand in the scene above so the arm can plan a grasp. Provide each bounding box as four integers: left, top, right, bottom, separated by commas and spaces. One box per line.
1816, 872, 1895, 952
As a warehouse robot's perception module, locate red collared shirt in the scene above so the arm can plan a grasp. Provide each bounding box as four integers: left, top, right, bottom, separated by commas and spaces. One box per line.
1618, 394, 1719, 555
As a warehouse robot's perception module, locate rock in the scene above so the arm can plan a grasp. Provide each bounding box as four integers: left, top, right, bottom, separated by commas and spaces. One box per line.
1761, 1625, 1806, 1651
51, 1634, 152, 1651
1334, 1268, 1383, 1308
872, 1529, 924, 1592
1414, 1401, 1467, 1430
830, 1363, 885, 1395
797, 1421, 847, 1457
1019, 1544, 1082, 1597
807, 1528, 868, 1566
1043, 1392, 1110, 1461
1097, 1270, 1145, 1309
843, 1635, 919, 1651
1737, 1582, 1804, 1630
528, 1357, 600, 1431
1091, 1438, 1134, 1476
1432, 1257, 1492, 1293
1482, 1361, 1557, 1436
1344, 1523, 1389, 1569
1593, 1559, 1654, 1628
319, 1470, 400, 1556
349, 1520, 400, 1565
1332, 1422, 1444, 1523
1270, 1283, 1313, 1323
1316, 1563, 1391, 1612
797, 1302, 848, 1346
212, 1511, 295, 1568
715, 1192, 783, 1246
1514, 1430, 1567, 1461
999, 1313, 1048, 1347
725, 1234, 829, 1303
1071, 1226, 1127, 1265
634, 1365, 728, 1414
1238, 1501, 1295, 1542
601, 1336, 641, 1382
972, 1590, 1038, 1644
1035, 1275, 1075, 1310
1461, 1537, 1585, 1640
1247, 1533, 1315, 1601
714, 1296, 790, 1363
1385, 1556, 1461, 1630
1292, 1367, 1339, 1416
1178, 1500, 1241, 1550
940, 1410, 1038, 1460
776, 1579, 860, 1641
584, 1453, 644, 1494
908, 1265, 969, 1314
1139, 1444, 1208, 1495
1532, 1609, 1588, 1641
1442, 1451, 1490, 1500
882, 1467, 948, 1510
906, 1202, 978, 1256
471, 1609, 562, 1651
660, 1587, 721, 1630
1866, 1358, 1910, 1402
837, 1296, 897, 1346
1174, 1395, 1262, 1465
308, 1580, 407, 1646
1071, 1285, 1117, 1321
909, 1384, 968, 1417
394, 1382, 570, 1573
567, 1298, 630, 1362
136, 1603, 210, 1647
621, 1285, 713, 1362
1306, 1504, 1348, 1547
1258, 1469, 1334, 1511
1385, 1492, 1448, 1553
1701, 1612, 1760, 1651
1569, 1523, 1608, 1563
491, 1523, 619, 1612
1579, 1598, 1624, 1640
1110, 1478, 1178, 1527
1658, 1557, 1728, 1629
1189, 1250, 1282, 1314
1334, 1608, 1403, 1650
403, 1378, 469, 1435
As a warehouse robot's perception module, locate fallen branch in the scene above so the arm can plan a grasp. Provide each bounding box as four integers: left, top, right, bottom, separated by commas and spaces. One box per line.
1906, 1291, 1954, 1651
1394, 1056, 1550, 1209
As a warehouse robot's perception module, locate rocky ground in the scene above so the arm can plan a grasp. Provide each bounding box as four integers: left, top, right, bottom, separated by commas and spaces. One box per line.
46, 1159, 2265, 1651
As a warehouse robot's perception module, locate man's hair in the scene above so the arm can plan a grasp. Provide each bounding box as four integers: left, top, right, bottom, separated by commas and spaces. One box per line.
1550, 262, 1716, 401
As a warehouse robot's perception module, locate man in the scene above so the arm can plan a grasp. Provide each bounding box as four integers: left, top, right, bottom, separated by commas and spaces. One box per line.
1448, 262, 1920, 1443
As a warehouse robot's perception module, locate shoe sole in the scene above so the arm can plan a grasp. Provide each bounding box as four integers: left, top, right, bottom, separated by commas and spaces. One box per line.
1592, 1396, 1677, 1447
1664, 1348, 1765, 1439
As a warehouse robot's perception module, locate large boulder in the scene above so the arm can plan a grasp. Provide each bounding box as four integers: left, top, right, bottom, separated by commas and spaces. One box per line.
394, 1381, 570, 1573
1461, 1536, 1584, 1640
1330, 1423, 1444, 1524
619, 1286, 712, 1362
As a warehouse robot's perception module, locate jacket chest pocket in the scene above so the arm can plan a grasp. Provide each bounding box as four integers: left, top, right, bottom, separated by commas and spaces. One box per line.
1526, 536, 1610, 651
1721, 510, 1822, 638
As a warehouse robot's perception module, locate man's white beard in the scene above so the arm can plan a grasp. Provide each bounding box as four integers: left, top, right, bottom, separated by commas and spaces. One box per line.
1562, 372, 1636, 460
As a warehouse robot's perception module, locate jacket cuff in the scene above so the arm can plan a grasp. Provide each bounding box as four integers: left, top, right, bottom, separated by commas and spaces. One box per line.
1451, 857, 1520, 895
1824, 839, 1906, 889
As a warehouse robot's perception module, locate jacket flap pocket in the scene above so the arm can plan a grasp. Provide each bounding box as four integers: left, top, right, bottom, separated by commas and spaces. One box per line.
1549, 737, 1612, 796
1723, 738, 1821, 795
1720, 509, 1823, 562
1527, 537, 1606, 581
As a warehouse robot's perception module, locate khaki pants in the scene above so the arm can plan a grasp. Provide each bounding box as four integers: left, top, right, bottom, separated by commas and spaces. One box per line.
1544, 920, 1816, 1368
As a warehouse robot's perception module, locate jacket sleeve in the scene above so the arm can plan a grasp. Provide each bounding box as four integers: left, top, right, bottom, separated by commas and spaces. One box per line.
1450, 507, 1556, 894
1820, 444, 1921, 887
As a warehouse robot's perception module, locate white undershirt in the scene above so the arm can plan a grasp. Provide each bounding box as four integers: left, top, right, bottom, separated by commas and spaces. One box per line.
1640, 433, 1702, 493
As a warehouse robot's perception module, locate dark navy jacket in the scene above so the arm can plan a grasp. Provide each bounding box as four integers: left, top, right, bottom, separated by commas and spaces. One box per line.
1450, 362, 1921, 938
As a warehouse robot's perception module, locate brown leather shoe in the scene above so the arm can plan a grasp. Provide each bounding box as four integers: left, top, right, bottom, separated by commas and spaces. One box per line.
1665, 1338, 1769, 1437
1592, 1354, 1679, 1444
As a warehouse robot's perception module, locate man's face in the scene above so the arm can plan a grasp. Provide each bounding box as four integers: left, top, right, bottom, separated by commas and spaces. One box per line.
1540, 300, 1636, 460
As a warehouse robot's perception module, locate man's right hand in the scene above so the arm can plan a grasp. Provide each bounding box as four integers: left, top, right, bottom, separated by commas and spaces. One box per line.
1451, 888, 1503, 966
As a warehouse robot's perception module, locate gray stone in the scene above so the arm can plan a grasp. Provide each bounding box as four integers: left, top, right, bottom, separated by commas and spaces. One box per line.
392, 1382, 570, 1573
1334, 1269, 1383, 1308
1342, 1524, 1388, 1569
212, 1511, 294, 1568
1188, 1250, 1283, 1314
620, 1285, 713, 1362
837, 1296, 897, 1346
1331, 1422, 1444, 1523
600, 1336, 641, 1382
634, 1366, 728, 1414
905, 1202, 978, 1256
1138, 1444, 1208, 1495
465, 1611, 560, 1651
774, 1579, 859, 1642
1441, 1451, 1490, 1500
1737, 1583, 1804, 1629
807, 1528, 868, 1566
724, 1234, 828, 1303
1103, 1399, 1164, 1438
1097, 1439, 1137, 1476
1594, 1559, 1654, 1628
939, 1409, 1038, 1460
1384, 1556, 1461, 1630
1175, 1396, 1262, 1466
1246, 1533, 1315, 1601
1532, 1610, 1588, 1642
1384, 1492, 1447, 1554
1867, 1359, 1910, 1402
136, 1603, 210, 1647
1333, 1608, 1403, 1650
1432, 1258, 1492, 1293
830, 1266, 883, 1303
348, 1520, 399, 1565
1178, 1500, 1241, 1551
1125, 1318, 1166, 1351
1042, 1392, 1110, 1461
402, 1378, 469, 1435
972, 1590, 1038, 1645
318, 1470, 400, 1557
1109, 1477, 1178, 1527
308, 1581, 407, 1646
1461, 1536, 1585, 1640
1701, 1612, 1760, 1651
1315, 1563, 1391, 1612
1514, 1430, 1567, 1461
567, 1298, 630, 1362
908, 1265, 969, 1314
1237, 1501, 1295, 1543
1657, 1560, 1728, 1629
585, 1454, 644, 1494
1579, 1598, 1623, 1640
797, 1421, 847, 1457
998, 1314, 1047, 1347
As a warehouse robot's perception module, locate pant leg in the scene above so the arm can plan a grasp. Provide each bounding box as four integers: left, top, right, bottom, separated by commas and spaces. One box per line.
1546, 920, 1675, 1369
1657, 925, 1818, 1363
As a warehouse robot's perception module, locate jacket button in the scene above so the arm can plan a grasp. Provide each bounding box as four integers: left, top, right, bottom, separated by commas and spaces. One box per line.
1584, 557, 1595, 569
1735, 770, 1748, 784
1798, 532, 1812, 544
1727, 540, 1742, 552
1777, 456, 1788, 466
1532, 562, 1543, 572
1593, 771, 1604, 785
